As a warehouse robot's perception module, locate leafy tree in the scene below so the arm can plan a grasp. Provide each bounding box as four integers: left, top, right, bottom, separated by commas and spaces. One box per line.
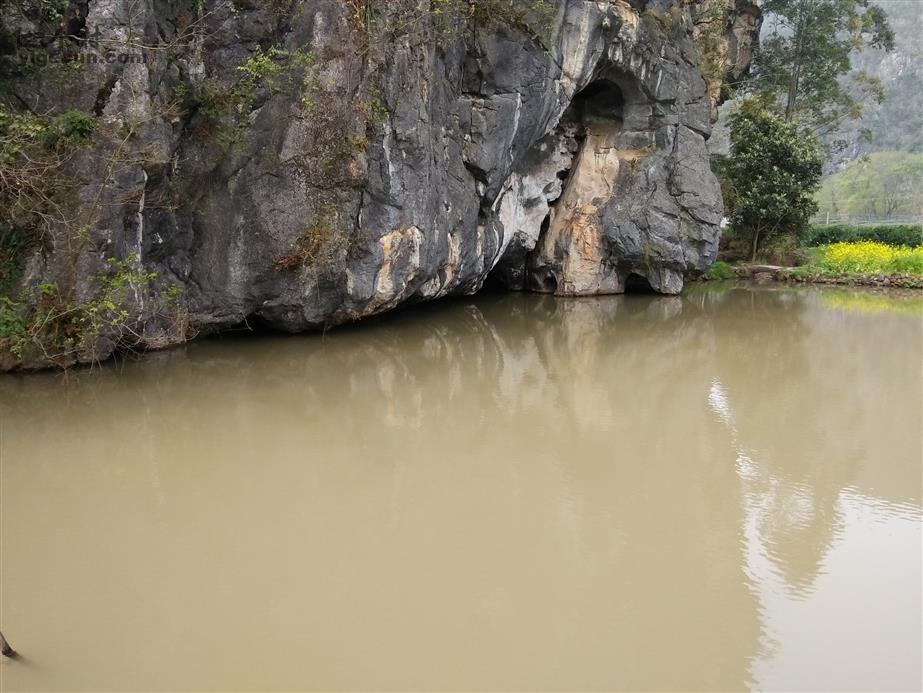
747, 0, 894, 138
720, 101, 823, 260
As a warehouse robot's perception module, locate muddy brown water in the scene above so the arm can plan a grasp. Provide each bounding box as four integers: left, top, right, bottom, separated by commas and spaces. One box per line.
1, 283, 921, 691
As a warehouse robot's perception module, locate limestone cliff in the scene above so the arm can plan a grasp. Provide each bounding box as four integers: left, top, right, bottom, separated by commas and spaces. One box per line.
0, 0, 761, 369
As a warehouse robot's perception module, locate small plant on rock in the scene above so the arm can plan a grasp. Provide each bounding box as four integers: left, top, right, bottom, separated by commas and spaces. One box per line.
274, 216, 353, 274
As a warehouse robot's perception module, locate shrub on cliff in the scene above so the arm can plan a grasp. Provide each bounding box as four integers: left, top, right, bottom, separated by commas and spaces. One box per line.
0, 104, 97, 289
346, 0, 556, 47
719, 100, 823, 261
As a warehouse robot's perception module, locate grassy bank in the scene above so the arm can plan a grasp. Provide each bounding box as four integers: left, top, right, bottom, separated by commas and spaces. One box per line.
705, 241, 923, 288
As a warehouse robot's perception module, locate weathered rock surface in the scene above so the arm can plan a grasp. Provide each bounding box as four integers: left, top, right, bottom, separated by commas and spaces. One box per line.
0, 0, 761, 369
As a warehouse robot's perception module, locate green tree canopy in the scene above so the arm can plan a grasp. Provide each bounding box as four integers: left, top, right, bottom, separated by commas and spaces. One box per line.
720, 101, 824, 260
746, 0, 894, 138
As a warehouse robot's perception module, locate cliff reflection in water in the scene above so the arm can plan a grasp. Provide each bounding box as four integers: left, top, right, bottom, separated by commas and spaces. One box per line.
1, 285, 920, 692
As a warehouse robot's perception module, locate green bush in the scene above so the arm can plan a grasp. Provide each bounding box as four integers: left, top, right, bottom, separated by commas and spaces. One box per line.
1, 104, 96, 253
0, 223, 27, 294
804, 224, 922, 247
719, 100, 823, 260
705, 260, 736, 280
46, 109, 96, 145
0, 295, 25, 340
0, 253, 160, 365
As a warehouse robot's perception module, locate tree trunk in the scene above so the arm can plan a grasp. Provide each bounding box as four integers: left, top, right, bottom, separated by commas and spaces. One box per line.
785, 61, 801, 122
750, 227, 761, 262
785, 1, 807, 122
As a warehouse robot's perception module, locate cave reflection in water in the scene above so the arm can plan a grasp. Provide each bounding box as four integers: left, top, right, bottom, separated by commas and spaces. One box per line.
1, 284, 920, 691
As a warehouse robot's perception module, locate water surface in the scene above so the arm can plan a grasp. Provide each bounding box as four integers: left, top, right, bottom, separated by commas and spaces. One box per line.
1, 284, 921, 691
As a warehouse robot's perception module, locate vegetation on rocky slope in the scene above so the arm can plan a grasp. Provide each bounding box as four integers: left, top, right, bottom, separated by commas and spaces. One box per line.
0, 254, 186, 369
345, 0, 557, 46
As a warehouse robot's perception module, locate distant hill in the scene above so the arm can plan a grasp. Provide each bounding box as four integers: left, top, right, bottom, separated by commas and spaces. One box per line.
815, 151, 923, 225
831, 0, 922, 165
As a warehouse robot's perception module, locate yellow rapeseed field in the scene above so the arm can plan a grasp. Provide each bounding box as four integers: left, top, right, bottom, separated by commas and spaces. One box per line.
820, 241, 923, 275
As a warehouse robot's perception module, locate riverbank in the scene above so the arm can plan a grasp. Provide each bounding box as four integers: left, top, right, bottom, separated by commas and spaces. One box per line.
697, 263, 923, 289
699, 241, 923, 289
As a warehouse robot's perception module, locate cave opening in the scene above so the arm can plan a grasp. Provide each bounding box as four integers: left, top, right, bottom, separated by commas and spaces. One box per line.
624, 272, 656, 294
567, 79, 625, 132
489, 77, 633, 295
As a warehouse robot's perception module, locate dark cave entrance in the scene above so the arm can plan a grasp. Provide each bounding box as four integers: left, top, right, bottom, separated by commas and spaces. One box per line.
624, 272, 656, 294
568, 79, 626, 130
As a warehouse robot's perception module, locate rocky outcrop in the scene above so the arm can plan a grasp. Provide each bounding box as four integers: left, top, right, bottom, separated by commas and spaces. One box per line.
691, 0, 763, 116
0, 0, 761, 369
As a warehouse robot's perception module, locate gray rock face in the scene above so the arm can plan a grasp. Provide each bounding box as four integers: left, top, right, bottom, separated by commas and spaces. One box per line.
0, 0, 760, 369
